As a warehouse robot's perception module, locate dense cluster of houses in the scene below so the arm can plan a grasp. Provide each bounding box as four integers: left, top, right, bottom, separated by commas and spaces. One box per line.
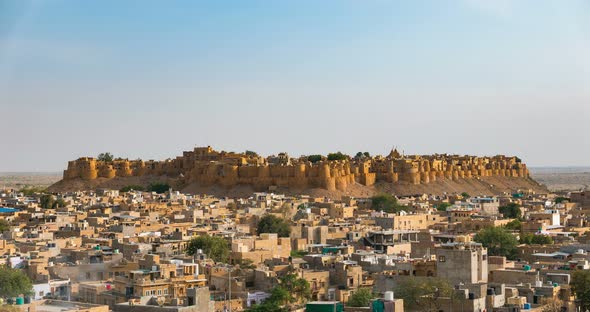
1, 186, 589, 312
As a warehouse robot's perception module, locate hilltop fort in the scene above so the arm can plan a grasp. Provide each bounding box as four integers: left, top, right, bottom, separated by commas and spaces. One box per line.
50, 146, 543, 196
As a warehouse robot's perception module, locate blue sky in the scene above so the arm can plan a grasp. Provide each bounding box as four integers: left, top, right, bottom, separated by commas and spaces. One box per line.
0, 0, 588, 171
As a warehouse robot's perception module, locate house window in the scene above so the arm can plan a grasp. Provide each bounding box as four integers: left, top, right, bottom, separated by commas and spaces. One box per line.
439, 256, 446, 262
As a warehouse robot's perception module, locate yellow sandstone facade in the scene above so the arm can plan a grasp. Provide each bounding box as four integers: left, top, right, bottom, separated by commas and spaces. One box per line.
62, 146, 529, 191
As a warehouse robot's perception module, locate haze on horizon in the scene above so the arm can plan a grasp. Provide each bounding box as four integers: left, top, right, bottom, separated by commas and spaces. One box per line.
0, 0, 588, 172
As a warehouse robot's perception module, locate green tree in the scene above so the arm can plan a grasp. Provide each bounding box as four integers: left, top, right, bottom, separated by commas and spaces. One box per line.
347, 288, 375, 307
306, 155, 323, 163
520, 234, 533, 244
371, 194, 406, 213
520, 234, 553, 245
245, 273, 310, 312
354, 152, 371, 159
40, 195, 66, 209
572, 270, 590, 312
120, 185, 145, 192
257, 215, 291, 237
290, 250, 308, 258
0, 266, 33, 298
461, 192, 470, 198
0, 220, 10, 233
280, 273, 311, 303
474, 227, 519, 259
186, 235, 229, 263
532, 234, 553, 245
554, 197, 568, 204
40, 194, 55, 209
53, 198, 66, 208
327, 152, 348, 161
147, 182, 170, 194
395, 278, 454, 312
97, 152, 114, 162
499, 203, 522, 219
18, 187, 46, 196
436, 202, 452, 211
268, 286, 292, 306
245, 150, 258, 157
504, 219, 522, 231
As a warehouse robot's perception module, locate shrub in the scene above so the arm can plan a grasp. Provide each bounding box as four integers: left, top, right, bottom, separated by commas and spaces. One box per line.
186, 235, 229, 263
307, 155, 322, 163
257, 215, 291, 237
147, 182, 170, 194
371, 194, 406, 213
327, 152, 347, 161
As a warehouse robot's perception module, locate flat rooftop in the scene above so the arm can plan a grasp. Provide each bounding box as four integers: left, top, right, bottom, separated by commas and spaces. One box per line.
33, 300, 107, 312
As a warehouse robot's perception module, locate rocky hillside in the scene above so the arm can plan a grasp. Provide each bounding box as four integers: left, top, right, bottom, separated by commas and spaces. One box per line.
48, 175, 547, 198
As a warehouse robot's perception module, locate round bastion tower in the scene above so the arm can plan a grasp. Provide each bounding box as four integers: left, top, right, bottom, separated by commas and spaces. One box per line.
117, 160, 133, 177
319, 162, 336, 191
64, 160, 80, 180
221, 164, 239, 187
98, 164, 116, 179
291, 162, 307, 188
80, 158, 98, 180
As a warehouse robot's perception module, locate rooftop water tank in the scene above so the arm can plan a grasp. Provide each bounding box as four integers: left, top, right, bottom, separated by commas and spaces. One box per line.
384, 291, 394, 301
524, 303, 531, 309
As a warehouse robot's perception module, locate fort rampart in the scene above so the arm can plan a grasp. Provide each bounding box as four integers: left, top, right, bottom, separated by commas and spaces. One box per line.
62, 146, 529, 191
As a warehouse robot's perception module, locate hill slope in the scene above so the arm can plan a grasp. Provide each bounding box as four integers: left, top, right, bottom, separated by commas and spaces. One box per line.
49, 175, 547, 198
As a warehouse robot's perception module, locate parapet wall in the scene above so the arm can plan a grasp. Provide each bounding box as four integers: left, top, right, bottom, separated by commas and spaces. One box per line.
62, 146, 529, 191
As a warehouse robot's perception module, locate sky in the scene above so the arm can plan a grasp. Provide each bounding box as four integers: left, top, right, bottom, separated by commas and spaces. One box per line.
0, 0, 588, 172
